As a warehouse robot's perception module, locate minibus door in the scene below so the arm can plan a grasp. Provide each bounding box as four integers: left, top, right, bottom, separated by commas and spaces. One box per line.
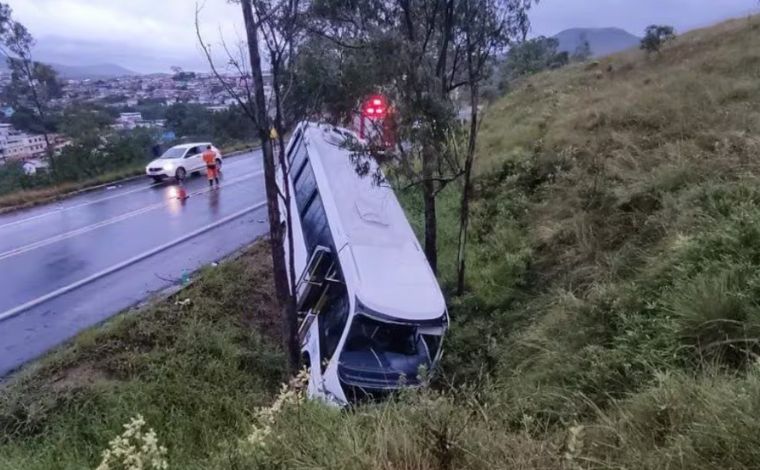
295, 246, 334, 396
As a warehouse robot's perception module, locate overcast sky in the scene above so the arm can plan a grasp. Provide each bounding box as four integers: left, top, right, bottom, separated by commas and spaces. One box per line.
9, 0, 760, 73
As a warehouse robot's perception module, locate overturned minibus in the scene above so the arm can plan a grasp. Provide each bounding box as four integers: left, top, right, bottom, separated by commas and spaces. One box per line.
279, 122, 448, 405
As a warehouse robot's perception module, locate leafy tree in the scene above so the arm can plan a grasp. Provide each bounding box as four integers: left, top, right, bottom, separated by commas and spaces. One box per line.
131, 101, 166, 120
640, 25, 676, 54
9, 105, 56, 134
311, 0, 536, 275
211, 105, 255, 144
58, 104, 113, 144
51, 128, 158, 183
310, 0, 462, 272
100, 94, 128, 104
0, 160, 25, 194
572, 33, 592, 61
498, 36, 568, 92
0, 3, 61, 160
164, 103, 213, 139
454, 0, 528, 294
163, 102, 254, 145
285, 35, 381, 125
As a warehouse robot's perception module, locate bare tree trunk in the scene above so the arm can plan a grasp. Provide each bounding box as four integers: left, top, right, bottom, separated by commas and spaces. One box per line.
456, 82, 479, 296
273, 69, 300, 371
241, 0, 299, 373
422, 147, 438, 274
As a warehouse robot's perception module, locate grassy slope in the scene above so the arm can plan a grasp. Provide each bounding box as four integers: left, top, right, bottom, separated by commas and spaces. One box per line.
0, 244, 283, 470
217, 16, 760, 469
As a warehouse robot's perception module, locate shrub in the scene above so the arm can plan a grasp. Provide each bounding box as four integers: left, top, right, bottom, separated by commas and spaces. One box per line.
641, 25, 677, 54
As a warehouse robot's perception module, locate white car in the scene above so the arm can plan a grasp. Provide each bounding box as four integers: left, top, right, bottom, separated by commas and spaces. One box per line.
145, 143, 222, 182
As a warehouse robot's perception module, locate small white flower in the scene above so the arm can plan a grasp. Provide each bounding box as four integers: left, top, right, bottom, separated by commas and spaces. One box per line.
95, 415, 168, 470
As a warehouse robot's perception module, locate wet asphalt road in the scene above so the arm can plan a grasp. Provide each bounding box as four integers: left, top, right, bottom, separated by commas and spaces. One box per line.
0, 150, 270, 377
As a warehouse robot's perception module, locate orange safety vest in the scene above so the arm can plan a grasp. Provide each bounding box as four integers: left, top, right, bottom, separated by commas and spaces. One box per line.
202, 150, 216, 167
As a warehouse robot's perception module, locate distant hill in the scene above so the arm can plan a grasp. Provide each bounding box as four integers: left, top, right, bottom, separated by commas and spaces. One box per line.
52, 63, 137, 79
0, 60, 137, 79
554, 27, 640, 57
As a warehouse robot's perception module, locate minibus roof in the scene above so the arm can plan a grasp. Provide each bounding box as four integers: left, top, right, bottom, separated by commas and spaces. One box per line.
303, 123, 446, 322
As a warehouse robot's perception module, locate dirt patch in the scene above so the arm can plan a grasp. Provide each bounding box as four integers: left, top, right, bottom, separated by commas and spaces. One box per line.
50, 363, 113, 392
238, 242, 282, 341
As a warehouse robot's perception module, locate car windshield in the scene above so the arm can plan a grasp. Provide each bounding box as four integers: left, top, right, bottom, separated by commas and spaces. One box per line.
160, 147, 187, 159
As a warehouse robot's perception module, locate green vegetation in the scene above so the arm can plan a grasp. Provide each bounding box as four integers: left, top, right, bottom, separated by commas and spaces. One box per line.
0, 244, 283, 469
224, 15, 760, 468
0, 163, 145, 212
3, 15, 760, 470
0, 127, 156, 204
496, 36, 570, 94
163, 103, 256, 145
641, 24, 677, 54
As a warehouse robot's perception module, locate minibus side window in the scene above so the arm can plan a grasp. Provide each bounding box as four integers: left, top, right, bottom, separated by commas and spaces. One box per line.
294, 161, 317, 213
301, 193, 332, 255
287, 130, 303, 164
319, 282, 349, 367
290, 141, 308, 180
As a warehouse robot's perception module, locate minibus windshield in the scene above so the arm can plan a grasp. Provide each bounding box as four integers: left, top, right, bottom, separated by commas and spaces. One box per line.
338, 313, 445, 389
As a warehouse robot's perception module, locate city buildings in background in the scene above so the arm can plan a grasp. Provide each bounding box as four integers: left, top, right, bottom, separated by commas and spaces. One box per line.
113, 112, 166, 131
0, 70, 273, 168
0, 123, 69, 165
53, 72, 272, 110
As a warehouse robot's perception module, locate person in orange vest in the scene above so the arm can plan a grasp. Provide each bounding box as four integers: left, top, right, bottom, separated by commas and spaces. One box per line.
202, 145, 220, 189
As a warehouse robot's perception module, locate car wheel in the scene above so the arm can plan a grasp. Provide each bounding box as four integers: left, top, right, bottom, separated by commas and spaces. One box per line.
175, 167, 187, 181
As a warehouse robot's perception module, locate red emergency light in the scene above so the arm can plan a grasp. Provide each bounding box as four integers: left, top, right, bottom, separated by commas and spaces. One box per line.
358, 93, 395, 148
362, 95, 387, 119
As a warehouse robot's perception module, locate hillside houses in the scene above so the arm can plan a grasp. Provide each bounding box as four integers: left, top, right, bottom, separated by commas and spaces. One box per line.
0, 124, 69, 164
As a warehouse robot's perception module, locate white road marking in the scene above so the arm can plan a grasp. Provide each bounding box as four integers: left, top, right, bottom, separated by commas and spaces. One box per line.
0, 154, 259, 231
0, 201, 268, 323
0, 169, 264, 262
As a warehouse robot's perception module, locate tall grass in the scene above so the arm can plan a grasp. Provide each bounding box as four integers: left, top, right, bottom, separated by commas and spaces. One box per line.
223, 15, 760, 469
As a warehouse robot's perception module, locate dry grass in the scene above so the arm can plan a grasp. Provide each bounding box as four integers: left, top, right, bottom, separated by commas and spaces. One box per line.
475, 14, 760, 289
0, 166, 145, 212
